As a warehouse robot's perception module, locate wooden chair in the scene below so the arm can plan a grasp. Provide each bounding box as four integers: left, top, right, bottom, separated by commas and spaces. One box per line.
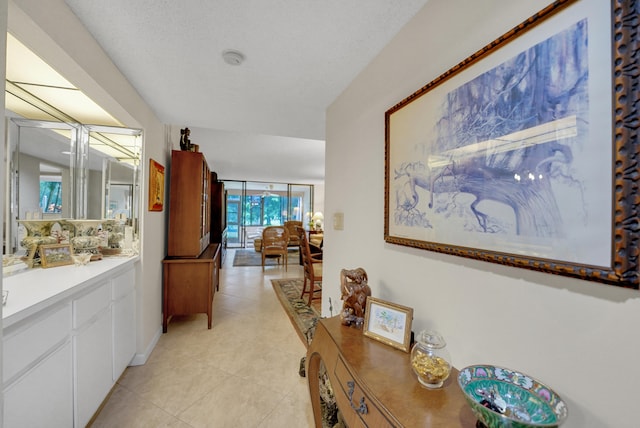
298, 227, 322, 305
284, 220, 303, 248
261, 226, 289, 271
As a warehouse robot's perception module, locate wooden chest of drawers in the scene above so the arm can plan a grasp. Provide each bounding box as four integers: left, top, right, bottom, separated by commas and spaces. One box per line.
306, 316, 477, 427
162, 243, 220, 332
333, 354, 394, 427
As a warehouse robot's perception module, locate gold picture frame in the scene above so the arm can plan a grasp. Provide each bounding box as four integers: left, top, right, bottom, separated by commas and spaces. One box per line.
384, 0, 640, 289
149, 158, 165, 211
40, 244, 73, 268
363, 297, 413, 352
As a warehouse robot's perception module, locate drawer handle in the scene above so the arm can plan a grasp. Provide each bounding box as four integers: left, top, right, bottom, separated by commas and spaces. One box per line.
347, 381, 368, 415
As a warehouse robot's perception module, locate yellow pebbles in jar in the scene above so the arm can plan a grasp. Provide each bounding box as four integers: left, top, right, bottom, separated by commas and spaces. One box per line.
410, 330, 452, 388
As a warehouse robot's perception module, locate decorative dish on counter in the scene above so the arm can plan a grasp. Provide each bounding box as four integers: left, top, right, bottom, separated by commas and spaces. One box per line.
458, 364, 567, 428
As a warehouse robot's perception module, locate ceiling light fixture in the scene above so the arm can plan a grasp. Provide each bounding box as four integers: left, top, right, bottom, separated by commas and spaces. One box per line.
222, 49, 245, 66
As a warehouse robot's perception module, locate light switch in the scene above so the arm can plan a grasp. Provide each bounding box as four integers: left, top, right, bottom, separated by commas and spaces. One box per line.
333, 212, 344, 230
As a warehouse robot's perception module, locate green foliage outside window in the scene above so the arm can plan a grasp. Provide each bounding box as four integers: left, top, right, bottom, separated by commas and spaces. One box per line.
40, 181, 62, 213
242, 194, 298, 226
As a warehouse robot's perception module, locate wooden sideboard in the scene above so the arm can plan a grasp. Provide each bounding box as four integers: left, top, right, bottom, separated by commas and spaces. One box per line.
162, 243, 220, 332
306, 316, 477, 427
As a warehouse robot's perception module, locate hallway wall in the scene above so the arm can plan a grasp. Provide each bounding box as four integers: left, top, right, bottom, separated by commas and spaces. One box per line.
323, 1, 640, 427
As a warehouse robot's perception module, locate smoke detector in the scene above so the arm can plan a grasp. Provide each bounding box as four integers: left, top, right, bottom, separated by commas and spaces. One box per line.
222, 49, 245, 66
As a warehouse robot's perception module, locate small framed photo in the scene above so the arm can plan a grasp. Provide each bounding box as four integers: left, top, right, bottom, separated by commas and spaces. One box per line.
39, 244, 73, 268
363, 297, 413, 352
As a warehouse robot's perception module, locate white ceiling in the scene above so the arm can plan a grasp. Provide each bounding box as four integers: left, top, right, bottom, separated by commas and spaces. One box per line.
61, 0, 429, 183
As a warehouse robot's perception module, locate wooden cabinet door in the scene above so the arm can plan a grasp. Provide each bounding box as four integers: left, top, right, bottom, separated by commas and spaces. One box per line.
168, 150, 212, 257
210, 179, 225, 243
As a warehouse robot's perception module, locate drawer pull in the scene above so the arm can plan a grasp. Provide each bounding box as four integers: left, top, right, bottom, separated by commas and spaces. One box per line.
347, 381, 368, 415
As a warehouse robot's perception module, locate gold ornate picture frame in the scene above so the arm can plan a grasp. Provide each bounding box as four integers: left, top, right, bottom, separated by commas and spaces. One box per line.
149, 158, 165, 211
40, 244, 73, 268
384, 0, 640, 289
363, 297, 413, 352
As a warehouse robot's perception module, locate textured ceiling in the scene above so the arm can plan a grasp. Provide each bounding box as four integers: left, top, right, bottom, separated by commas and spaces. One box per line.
63, 0, 429, 182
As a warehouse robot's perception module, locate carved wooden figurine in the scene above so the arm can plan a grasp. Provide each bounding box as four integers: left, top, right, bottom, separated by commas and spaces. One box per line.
340, 267, 371, 327
179, 127, 191, 151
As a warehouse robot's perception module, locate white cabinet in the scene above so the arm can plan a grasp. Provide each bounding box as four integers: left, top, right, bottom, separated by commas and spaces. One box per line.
112, 267, 136, 380
4, 341, 73, 428
73, 282, 113, 427
3, 303, 71, 382
2, 258, 138, 427
2, 305, 73, 428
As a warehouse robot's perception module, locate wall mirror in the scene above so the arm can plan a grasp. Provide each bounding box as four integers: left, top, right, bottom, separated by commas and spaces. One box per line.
90, 125, 142, 230
3, 118, 142, 257
3, 33, 143, 265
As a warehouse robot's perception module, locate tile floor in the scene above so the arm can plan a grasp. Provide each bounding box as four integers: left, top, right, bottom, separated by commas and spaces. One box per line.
90, 249, 315, 427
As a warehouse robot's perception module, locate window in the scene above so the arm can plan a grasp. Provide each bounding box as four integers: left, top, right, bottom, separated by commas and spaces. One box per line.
243, 194, 288, 226
40, 180, 62, 213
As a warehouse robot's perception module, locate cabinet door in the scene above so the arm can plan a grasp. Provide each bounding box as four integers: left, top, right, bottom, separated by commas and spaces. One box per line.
112, 268, 136, 379
74, 283, 114, 427
210, 179, 225, 243
168, 150, 211, 257
4, 341, 73, 428
213, 250, 220, 291
75, 311, 113, 427
3, 304, 71, 382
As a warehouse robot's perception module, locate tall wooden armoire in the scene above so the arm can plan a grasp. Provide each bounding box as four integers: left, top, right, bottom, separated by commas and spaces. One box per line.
162, 150, 221, 332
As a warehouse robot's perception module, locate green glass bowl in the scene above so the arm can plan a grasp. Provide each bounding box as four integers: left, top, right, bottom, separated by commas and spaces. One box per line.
458, 365, 568, 428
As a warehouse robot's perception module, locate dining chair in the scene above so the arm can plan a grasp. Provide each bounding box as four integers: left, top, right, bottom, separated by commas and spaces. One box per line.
298, 227, 322, 305
261, 226, 289, 271
284, 220, 303, 248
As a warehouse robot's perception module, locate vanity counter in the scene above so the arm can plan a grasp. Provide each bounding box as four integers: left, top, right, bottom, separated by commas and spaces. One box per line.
2, 254, 139, 427
3, 255, 139, 328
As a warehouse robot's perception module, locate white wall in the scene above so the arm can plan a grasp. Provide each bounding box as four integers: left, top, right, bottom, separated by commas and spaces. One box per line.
17, 153, 39, 218
323, 1, 640, 427
313, 182, 324, 216
8, 0, 168, 364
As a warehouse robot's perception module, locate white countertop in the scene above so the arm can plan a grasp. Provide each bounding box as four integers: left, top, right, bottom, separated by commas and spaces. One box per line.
2, 255, 139, 328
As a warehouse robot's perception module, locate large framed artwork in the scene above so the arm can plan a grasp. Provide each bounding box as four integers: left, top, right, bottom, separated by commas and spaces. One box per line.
384, 0, 639, 288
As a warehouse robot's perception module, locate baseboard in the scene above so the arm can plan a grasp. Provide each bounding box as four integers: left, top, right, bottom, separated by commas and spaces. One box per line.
129, 325, 162, 366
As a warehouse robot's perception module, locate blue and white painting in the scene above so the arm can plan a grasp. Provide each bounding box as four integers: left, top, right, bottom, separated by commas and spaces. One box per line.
389, 19, 611, 266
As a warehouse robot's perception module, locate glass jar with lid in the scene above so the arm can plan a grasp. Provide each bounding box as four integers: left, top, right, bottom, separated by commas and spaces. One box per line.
410, 330, 452, 389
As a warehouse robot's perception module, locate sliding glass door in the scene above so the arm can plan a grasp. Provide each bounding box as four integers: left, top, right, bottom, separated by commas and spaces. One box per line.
222, 180, 314, 248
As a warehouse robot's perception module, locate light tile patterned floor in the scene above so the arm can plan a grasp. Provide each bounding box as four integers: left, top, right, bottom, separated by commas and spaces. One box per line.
90, 249, 314, 427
